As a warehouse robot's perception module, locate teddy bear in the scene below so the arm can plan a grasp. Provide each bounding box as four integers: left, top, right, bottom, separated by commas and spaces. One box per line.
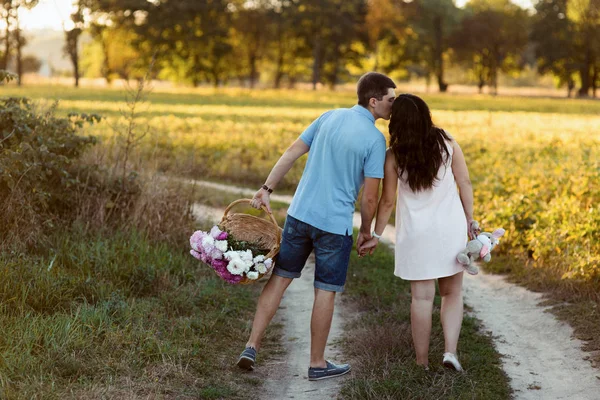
457, 221, 506, 275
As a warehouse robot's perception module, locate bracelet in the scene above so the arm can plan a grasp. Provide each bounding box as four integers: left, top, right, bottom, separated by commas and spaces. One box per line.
371, 231, 382, 239
261, 184, 273, 194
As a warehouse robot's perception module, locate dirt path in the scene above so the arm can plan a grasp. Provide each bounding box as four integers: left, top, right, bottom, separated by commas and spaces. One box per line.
191, 202, 348, 400
374, 225, 600, 400
191, 179, 600, 400
256, 258, 348, 400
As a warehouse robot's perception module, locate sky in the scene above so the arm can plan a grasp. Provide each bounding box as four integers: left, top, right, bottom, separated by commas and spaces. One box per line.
19, 0, 535, 31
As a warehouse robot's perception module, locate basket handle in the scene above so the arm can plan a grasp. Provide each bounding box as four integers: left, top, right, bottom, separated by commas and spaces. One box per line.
222, 199, 280, 228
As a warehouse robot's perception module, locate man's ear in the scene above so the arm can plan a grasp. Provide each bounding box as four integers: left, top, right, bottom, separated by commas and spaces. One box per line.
369, 98, 376, 108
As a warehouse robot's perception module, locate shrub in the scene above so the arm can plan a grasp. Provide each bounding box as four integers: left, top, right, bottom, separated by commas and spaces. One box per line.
0, 97, 100, 248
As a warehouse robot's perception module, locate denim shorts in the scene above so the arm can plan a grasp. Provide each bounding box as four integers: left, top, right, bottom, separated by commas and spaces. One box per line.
273, 215, 353, 292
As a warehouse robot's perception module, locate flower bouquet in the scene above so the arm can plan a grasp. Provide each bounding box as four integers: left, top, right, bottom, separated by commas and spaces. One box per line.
189, 199, 281, 285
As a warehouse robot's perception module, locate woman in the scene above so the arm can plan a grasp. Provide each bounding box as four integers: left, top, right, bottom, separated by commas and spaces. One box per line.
359, 93, 477, 371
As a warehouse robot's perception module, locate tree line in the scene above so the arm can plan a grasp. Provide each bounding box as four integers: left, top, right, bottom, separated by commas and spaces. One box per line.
1, 0, 599, 97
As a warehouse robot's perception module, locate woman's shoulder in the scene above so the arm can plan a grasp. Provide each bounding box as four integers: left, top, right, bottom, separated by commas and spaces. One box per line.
442, 129, 455, 142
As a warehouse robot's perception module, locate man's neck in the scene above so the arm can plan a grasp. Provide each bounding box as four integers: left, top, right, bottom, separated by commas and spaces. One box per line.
359, 104, 378, 121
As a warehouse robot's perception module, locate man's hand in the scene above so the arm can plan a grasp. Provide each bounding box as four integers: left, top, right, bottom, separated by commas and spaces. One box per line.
251, 188, 272, 213
358, 237, 379, 257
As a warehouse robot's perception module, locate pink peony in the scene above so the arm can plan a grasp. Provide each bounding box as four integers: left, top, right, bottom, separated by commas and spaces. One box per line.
217, 231, 228, 240
210, 225, 223, 239
190, 230, 207, 252
211, 259, 228, 272
190, 250, 202, 260
200, 251, 211, 264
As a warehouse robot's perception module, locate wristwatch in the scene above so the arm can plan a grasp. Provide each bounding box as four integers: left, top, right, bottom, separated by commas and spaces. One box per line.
371, 231, 382, 239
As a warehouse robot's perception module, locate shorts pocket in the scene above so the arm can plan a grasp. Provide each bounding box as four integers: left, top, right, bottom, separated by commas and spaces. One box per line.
316, 232, 345, 251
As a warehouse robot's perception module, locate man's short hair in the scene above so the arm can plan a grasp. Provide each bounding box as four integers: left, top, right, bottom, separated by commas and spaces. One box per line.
357, 72, 396, 107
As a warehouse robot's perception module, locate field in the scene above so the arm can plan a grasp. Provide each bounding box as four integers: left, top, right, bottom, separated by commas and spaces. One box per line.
4, 85, 598, 287
1, 84, 599, 396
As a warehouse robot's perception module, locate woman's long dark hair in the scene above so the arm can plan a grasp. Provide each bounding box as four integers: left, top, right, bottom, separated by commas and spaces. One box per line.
388, 94, 451, 192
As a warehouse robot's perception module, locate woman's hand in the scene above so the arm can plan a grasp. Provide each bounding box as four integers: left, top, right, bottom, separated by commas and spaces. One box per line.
358, 237, 379, 257
468, 219, 480, 240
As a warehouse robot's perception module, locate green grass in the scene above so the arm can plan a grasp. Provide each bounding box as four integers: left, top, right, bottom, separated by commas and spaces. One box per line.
0, 228, 281, 399
341, 240, 511, 399
2, 83, 599, 397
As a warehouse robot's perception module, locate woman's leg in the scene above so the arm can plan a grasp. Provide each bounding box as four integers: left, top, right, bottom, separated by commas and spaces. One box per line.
438, 272, 464, 354
410, 279, 436, 366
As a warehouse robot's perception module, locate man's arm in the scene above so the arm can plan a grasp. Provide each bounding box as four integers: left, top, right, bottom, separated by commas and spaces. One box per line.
251, 138, 309, 213
357, 177, 381, 250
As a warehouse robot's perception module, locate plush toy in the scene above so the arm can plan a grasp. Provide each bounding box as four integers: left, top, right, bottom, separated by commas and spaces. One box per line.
457, 221, 506, 275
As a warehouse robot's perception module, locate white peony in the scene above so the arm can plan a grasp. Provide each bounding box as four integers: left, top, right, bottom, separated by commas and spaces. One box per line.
224, 250, 240, 261
227, 258, 247, 275
264, 258, 273, 270
247, 271, 259, 280
240, 249, 253, 263
215, 240, 228, 253
256, 263, 267, 274
253, 255, 265, 264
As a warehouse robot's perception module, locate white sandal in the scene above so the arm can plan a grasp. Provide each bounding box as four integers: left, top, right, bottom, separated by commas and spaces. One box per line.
443, 352, 463, 371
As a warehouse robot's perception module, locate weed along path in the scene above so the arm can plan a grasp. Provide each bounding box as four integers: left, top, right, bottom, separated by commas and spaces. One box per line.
191, 202, 347, 399
191, 179, 600, 399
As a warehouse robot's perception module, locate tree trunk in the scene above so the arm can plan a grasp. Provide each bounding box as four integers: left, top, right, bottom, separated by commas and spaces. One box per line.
578, 40, 592, 97
433, 15, 448, 92
273, 35, 284, 89
248, 53, 257, 89
73, 58, 80, 88
312, 35, 321, 91
477, 68, 485, 94
592, 64, 598, 98
327, 42, 341, 90
100, 35, 112, 84
567, 77, 574, 98
16, 28, 22, 86
67, 29, 81, 88
288, 75, 297, 89
274, 49, 284, 89
1, 5, 11, 70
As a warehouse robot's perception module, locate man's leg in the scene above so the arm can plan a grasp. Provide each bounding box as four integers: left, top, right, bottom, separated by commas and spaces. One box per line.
310, 288, 336, 368
246, 274, 294, 350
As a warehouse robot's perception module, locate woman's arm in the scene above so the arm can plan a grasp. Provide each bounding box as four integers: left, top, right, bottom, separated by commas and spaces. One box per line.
359, 149, 398, 255
374, 149, 399, 236
451, 140, 476, 237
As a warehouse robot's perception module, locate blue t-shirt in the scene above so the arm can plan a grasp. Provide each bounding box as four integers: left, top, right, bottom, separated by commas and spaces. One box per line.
287, 105, 387, 235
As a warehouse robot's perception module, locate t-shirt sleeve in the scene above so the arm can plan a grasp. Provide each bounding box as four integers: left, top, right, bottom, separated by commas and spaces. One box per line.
364, 134, 387, 178
299, 111, 333, 147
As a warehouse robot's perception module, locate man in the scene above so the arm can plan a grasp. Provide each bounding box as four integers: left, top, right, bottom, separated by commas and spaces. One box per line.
237, 72, 396, 381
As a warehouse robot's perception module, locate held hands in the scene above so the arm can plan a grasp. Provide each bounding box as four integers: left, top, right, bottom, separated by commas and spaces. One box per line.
358, 237, 379, 257
356, 230, 379, 258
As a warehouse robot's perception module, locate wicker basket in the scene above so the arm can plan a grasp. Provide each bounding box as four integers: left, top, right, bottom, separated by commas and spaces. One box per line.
219, 199, 282, 284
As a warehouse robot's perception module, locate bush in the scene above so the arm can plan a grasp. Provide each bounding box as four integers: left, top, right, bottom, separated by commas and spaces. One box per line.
0, 97, 100, 248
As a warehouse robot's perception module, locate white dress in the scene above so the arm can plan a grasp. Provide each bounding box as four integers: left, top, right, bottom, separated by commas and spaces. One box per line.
394, 139, 467, 280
